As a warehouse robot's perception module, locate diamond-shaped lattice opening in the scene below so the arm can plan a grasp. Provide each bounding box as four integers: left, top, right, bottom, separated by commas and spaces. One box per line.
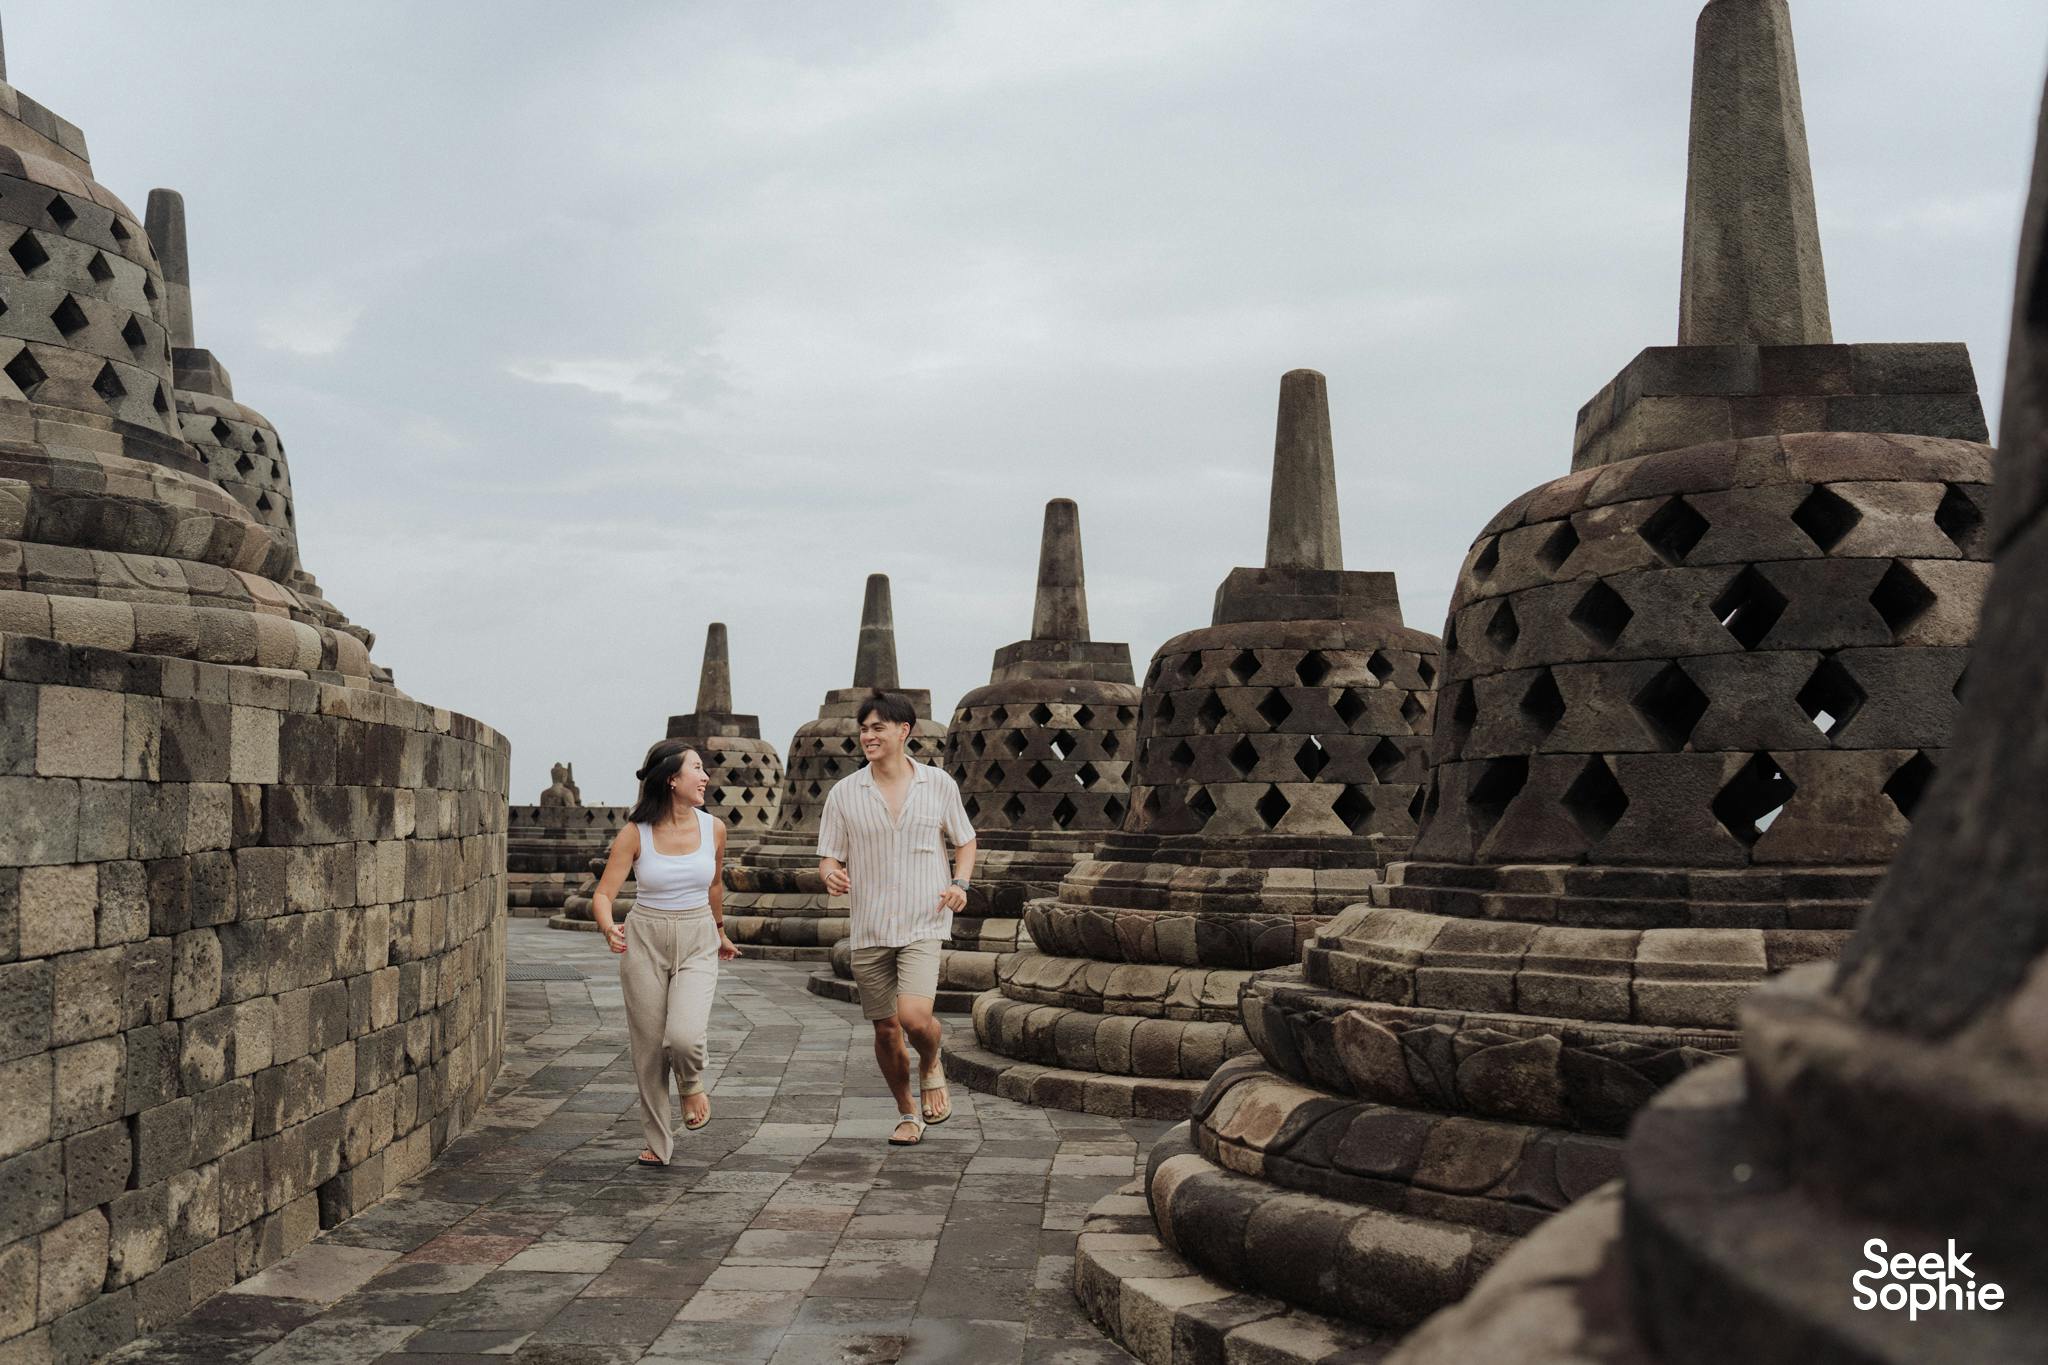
1179, 652, 1203, 679
1139, 788, 1162, 825
1003, 795, 1027, 823
1295, 650, 1330, 687
822, 757, 843, 777
1796, 658, 1866, 739
1102, 732, 1120, 756
1447, 680, 1478, 739
1368, 737, 1407, 784
1254, 785, 1291, 830
1712, 566, 1787, 650
1029, 702, 1054, 727
85, 251, 113, 283
1935, 484, 1985, 554
205, 418, 233, 449
963, 795, 980, 820
1638, 496, 1710, 564
1568, 580, 1634, 648
986, 762, 1006, 785
1407, 786, 1426, 823
1333, 784, 1374, 835
708, 787, 726, 807
1228, 736, 1261, 778
1188, 785, 1216, 826
235, 452, 256, 475
270, 461, 281, 482
970, 732, 987, 755
49, 295, 88, 336
907, 737, 927, 755
1050, 729, 1076, 760
9, 230, 49, 275
45, 195, 76, 228
1883, 752, 1936, 821
1537, 520, 1581, 575
1632, 663, 1709, 750
1198, 693, 1228, 733
1051, 796, 1078, 829
1712, 752, 1796, 848
1116, 707, 1135, 725
1145, 659, 1163, 687
1467, 756, 1528, 836
1294, 737, 1328, 780
1870, 561, 1935, 637
1471, 536, 1500, 581
1004, 729, 1028, 756
1026, 761, 1052, 789
1168, 740, 1195, 771
806, 781, 823, 798
1074, 705, 1095, 728
121, 316, 147, 352
957, 710, 975, 727
1400, 693, 1426, 729
1561, 756, 1629, 842
1075, 762, 1100, 789
109, 216, 130, 242
1484, 600, 1520, 655
1366, 650, 1394, 683
91, 362, 125, 405
1256, 689, 1292, 728
1334, 689, 1367, 728
1443, 618, 1458, 653
1519, 668, 1566, 739
1154, 694, 1175, 727
1791, 485, 1862, 552
984, 706, 1006, 727
142, 276, 156, 302
255, 493, 273, 513
1228, 649, 1261, 684
1417, 657, 1436, 687
1105, 795, 1126, 826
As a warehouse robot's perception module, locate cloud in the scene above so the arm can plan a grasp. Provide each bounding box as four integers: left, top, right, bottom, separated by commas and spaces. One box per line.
255, 282, 365, 357
504, 354, 727, 409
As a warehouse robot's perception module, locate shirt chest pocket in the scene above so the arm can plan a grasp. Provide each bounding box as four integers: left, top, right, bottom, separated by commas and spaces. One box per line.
908, 811, 942, 852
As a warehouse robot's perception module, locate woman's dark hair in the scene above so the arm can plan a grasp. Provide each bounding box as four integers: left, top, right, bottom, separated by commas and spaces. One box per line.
854, 690, 917, 728
627, 739, 698, 825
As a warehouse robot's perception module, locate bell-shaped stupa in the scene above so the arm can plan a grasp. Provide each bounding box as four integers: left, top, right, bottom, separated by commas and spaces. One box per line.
946, 370, 1442, 1119
810, 499, 1140, 1011
1073, 4, 1997, 1354
665, 622, 785, 851
722, 574, 946, 957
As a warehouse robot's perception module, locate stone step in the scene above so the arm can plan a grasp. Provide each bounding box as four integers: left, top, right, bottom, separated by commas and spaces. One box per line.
805, 969, 980, 1014
941, 1040, 1204, 1120
1074, 1181, 1394, 1365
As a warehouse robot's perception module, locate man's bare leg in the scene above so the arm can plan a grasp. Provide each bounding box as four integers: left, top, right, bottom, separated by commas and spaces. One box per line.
873, 1018, 920, 1141
898, 996, 947, 1121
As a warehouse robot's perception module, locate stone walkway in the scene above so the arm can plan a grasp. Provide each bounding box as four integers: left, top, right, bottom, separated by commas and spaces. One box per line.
111, 921, 1161, 1365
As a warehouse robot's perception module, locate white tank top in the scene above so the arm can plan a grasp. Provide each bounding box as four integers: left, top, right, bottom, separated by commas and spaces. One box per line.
633, 809, 717, 911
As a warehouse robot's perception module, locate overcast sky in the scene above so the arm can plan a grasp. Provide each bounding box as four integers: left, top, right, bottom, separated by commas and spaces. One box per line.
14, 3, 2044, 803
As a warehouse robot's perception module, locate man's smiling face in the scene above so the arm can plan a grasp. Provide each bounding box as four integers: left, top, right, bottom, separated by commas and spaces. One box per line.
859, 715, 910, 764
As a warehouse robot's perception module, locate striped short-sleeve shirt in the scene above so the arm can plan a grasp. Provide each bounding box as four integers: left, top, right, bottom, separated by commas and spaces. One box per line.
816, 760, 976, 950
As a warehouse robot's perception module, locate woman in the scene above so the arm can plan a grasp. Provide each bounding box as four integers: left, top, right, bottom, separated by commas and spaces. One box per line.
591, 739, 741, 1166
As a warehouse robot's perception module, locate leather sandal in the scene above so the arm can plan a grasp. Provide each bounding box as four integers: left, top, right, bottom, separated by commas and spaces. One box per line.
888, 1113, 926, 1146
683, 1098, 712, 1131
920, 1061, 951, 1125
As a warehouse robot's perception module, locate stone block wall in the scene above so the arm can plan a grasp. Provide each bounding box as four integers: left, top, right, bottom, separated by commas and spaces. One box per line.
0, 634, 509, 1363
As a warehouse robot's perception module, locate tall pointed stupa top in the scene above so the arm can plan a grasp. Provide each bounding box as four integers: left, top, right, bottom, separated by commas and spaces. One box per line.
144, 189, 197, 350
1264, 368, 1343, 570
1677, 0, 1832, 345
695, 622, 733, 715
852, 573, 899, 691
1030, 498, 1091, 642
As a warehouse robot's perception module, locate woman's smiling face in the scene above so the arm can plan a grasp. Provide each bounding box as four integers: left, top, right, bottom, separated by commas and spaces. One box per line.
669, 748, 710, 806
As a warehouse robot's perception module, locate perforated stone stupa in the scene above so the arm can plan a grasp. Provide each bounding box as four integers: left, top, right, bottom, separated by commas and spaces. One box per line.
810, 499, 1140, 1012
722, 574, 945, 958
945, 370, 1441, 1120
1393, 61, 2048, 1365
0, 38, 508, 1364
1073, 5, 1996, 1356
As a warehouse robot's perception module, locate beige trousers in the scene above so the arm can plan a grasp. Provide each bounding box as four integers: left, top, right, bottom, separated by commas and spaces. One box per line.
619, 906, 720, 1164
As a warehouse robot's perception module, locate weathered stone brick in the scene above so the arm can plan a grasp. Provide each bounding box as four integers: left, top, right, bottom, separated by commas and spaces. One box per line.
216, 1142, 264, 1232
176, 1006, 233, 1093
128, 783, 189, 861
170, 930, 221, 1020
121, 938, 172, 1031
231, 998, 273, 1078
190, 1079, 252, 1165
185, 783, 233, 854
0, 1144, 62, 1245
48, 1282, 133, 1361
120, 1024, 178, 1116
94, 860, 149, 947
215, 920, 267, 1004
185, 1233, 234, 1303
50, 1038, 122, 1138
131, 1255, 189, 1332
233, 847, 287, 921
50, 946, 126, 1045
36, 1208, 106, 1320
17, 865, 93, 958
130, 1099, 193, 1188
0, 679, 36, 778
0, 775, 79, 866
0, 961, 51, 1064
157, 700, 231, 784
186, 850, 236, 929
105, 1183, 167, 1287
121, 694, 159, 783
34, 686, 123, 780
144, 857, 191, 937
271, 988, 310, 1065
0, 866, 17, 964
320, 1045, 355, 1110
77, 777, 133, 862
62, 1120, 130, 1215
228, 707, 279, 786
0, 1054, 51, 1161
165, 1162, 219, 1257
0, 1236, 35, 1338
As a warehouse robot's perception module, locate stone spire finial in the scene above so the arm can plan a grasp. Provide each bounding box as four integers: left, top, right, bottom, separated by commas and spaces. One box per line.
695, 622, 733, 716
1677, 0, 1832, 345
1264, 369, 1343, 571
852, 573, 899, 691
144, 189, 196, 349
1029, 498, 1091, 642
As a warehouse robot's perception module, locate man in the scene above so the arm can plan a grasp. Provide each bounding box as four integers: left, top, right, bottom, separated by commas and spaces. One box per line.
817, 690, 976, 1146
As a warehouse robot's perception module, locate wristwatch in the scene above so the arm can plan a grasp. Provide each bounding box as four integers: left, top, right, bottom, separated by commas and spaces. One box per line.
949, 878, 971, 891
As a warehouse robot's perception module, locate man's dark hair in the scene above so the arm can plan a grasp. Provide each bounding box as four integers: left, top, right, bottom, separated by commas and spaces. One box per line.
855, 690, 917, 728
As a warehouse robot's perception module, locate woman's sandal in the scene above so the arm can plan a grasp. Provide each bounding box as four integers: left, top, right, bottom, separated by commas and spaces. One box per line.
888, 1113, 926, 1146
636, 1151, 666, 1168
920, 1061, 951, 1125
683, 1100, 712, 1132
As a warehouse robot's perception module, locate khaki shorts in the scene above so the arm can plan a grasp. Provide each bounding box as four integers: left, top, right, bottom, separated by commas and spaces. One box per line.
850, 939, 943, 1021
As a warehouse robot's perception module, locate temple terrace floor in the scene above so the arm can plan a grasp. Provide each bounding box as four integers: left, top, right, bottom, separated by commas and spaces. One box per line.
109, 919, 1162, 1365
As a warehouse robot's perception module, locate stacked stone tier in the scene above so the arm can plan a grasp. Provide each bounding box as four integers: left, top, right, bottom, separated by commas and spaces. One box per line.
172, 384, 297, 567
944, 678, 1138, 837
505, 804, 625, 916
